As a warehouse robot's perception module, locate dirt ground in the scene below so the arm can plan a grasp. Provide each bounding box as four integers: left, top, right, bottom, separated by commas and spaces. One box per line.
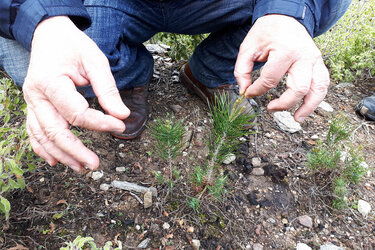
1, 50, 374, 250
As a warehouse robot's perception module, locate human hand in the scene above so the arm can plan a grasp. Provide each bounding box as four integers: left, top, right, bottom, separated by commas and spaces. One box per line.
23, 16, 129, 172
235, 14, 329, 122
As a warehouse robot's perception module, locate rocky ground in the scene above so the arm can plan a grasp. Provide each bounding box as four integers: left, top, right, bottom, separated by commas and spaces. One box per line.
1, 45, 374, 249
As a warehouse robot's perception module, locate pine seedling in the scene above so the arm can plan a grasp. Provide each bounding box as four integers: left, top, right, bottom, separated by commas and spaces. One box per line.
307, 115, 368, 209
149, 115, 185, 188
190, 93, 257, 210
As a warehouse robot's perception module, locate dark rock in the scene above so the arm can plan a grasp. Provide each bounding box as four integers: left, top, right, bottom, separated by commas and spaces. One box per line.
263, 164, 287, 183
247, 191, 259, 206
259, 199, 272, 208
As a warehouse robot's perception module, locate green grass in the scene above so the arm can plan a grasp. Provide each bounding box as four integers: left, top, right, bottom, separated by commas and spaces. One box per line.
315, 0, 375, 82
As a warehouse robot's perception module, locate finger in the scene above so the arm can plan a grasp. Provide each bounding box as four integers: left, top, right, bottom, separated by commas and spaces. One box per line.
27, 108, 85, 171
234, 47, 259, 95
267, 60, 313, 111
294, 59, 330, 122
43, 77, 125, 133
26, 115, 57, 166
30, 100, 100, 170
82, 50, 130, 119
244, 52, 294, 98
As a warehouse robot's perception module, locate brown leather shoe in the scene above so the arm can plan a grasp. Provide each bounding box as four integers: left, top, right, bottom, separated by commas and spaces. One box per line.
180, 63, 258, 121
111, 85, 148, 139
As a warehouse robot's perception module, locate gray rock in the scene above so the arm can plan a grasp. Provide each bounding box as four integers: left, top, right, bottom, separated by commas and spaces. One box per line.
137, 238, 151, 249
144, 191, 153, 209
192, 239, 200, 250
335, 82, 354, 88
91, 171, 104, 181
223, 153, 236, 164
171, 75, 179, 83
163, 222, 170, 230
252, 243, 263, 250
358, 199, 371, 216
320, 243, 345, 250
170, 104, 183, 113
145, 44, 167, 54
298, 215, 313, 228
116, 167, 127, 172
318, 101, 334, 112
99, 183, 110, 191
251, 168, 264, 176
273, 111, 302, 133
251, 157, 262, 167
297, 243, 312, 250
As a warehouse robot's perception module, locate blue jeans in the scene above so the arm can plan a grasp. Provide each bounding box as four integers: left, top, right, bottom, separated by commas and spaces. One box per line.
0, 0, 351, 98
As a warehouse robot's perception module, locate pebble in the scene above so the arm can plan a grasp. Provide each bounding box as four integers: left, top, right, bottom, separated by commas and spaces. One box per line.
99, 183, 110, 191
192, 239, 200, 250
297, 243, 312, 250
311, 134, 319, 139
223, 153, 236, 164
282, 218, 288, 224
116, 167, 127, 172
145, 44, 167, 54
135, 225, 141, 230
251, 168, 264, 176
119, 152, 126, 158
318, 101, 334, 112
144, 191, 153, 209
298, 215, 313, 228
170, 104, 182, 113
91, 171, 104, 180
335, 82, 354, 88
163, 222, 170, 230
273, 111, 302, 133
268, 218, 276, 224
319, 243, 345, 250
251, 157, 262, 167
357, 199, 371, 216
137, 238, 151, 249
252, 243, 263, 250
171, 75, 180, 83
118, 144, 125, 148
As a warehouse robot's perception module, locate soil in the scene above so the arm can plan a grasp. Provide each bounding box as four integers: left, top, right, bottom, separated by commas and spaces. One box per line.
1, 50, 375, 250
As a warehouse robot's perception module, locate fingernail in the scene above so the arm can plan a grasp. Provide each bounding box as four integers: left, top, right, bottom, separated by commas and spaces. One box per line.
70, 165, 82, 172
297, 116, 306, 122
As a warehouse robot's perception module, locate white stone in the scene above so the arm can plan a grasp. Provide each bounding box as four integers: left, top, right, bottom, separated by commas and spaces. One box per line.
298, 215, 313, 228
311, 134, 319, 139
358, 199, 371, 216
99, 183, 110, 191
137, 238, 151, 249
251, 157, 262, 167
297, 243, 312, 250
252, 243, 263, 250
223, 153, 236, 164
118, 152, 126, 158
318, 101, 334, 112
145, 44, 167, 54
192, 239, 200, 250
335, 82, 354, 88
136, 225, 141, 230
251, 168, 264, 176
91, 171, 104, 180
320, 243, 345, 250
116, 167, 127, 172
273, 111, 302, 133
163, 222, 170, 230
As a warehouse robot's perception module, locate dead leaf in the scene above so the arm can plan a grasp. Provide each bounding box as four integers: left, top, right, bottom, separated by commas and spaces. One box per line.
166, 233, 173, 239
49, 223, 56, 234
114, 233, 120, 246
56, 199, 68, 207
163, 211, 169, 217
134, 162, 143, 173
26, 186, 34, 194
7, 244, 29, 250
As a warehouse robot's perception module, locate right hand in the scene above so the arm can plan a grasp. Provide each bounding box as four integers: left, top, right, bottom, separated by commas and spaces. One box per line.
23, 16, 130, 172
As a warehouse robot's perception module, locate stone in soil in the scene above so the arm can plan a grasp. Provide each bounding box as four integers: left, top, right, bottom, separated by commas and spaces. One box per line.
298, 215, 313, 228
137, 238, 151, 249
296, 243, 312, 250
273, 111, 302, 133
170, 104, 182, 113
252, 243, 263, 250
91, 171, 104, 180
318, 101, 334, 112
251, 168, 264, 176
251, 157, 262, 167
223, 153, 236, 164
319, 243, 345, 250
357, 199, 371, 216
116, 167, 127, 172
99, 183, 110, 191
192, 239, 200, 250
143, 191, 152, 209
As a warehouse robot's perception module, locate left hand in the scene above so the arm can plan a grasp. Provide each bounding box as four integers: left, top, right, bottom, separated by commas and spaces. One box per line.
234, 14, 330, 122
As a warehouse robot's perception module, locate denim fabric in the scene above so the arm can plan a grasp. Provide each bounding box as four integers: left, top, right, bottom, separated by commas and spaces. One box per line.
0, 0, 351, 97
